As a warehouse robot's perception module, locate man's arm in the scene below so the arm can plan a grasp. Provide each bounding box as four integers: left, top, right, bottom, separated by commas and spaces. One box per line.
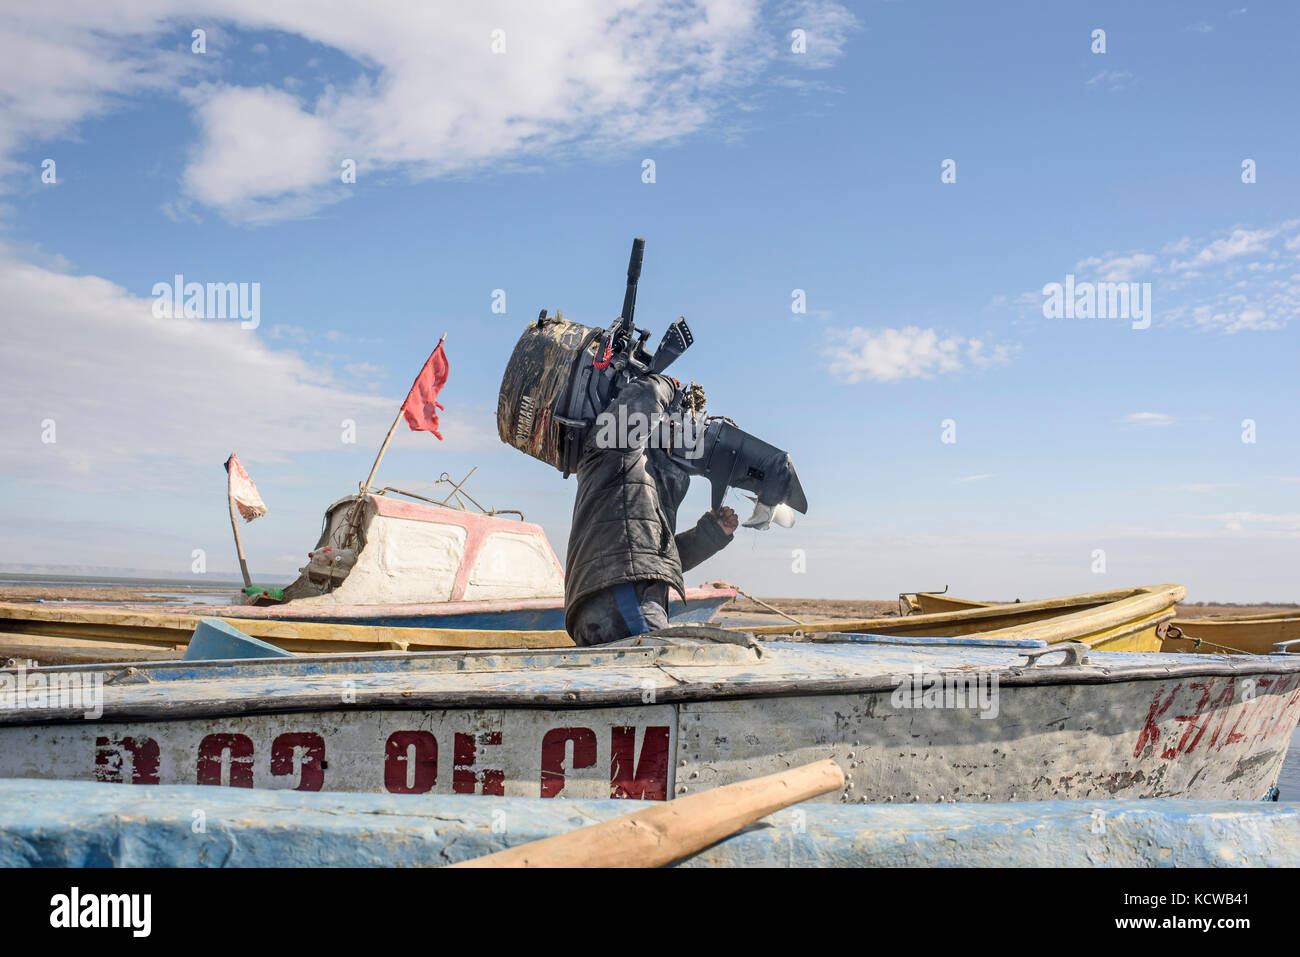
675, 506, 738, 572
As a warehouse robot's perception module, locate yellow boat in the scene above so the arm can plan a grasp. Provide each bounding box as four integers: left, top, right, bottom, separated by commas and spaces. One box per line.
900, 591, 999, 615
0, 602, 572, 665
774, 584, 1183, 652
1162, 611, 1300, 656
0, 583, 1184, 664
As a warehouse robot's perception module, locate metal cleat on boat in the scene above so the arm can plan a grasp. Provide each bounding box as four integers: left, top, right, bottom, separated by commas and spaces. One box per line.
1019, 642, 1090, 668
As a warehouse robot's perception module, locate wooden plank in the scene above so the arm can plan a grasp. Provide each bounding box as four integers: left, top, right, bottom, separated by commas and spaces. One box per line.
452, 760, 845, 868
0, 602, 574, 655
0, 630, 184, 665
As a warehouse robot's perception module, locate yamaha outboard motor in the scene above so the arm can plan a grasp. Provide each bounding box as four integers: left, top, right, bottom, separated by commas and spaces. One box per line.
497, 238, 807, 524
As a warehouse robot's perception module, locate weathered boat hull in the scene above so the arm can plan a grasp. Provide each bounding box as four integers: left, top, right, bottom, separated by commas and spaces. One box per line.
2, 779, 1296, 867
1163, 613, 1300, 656
2, 631, 1296, 803
899, 594, 1300, 658
774, 585, 1184, 653
215, 589, 731, 630
0, 586, 736, 664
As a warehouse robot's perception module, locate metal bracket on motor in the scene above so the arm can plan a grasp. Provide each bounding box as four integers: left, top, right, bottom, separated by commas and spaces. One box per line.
1019, 642, 1090, 668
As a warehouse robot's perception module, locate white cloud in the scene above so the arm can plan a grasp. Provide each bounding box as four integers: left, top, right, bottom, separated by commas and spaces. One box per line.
1086, 69, 1134, 93
1075, 252, 1156, 282
0, 1, 857, 224
824, 326, 1015, 383
1171, 227, 1277, 271
1019, 220, 1300, 333
0, 246, 440, 493
0, 7, 197, 186
779, 0, 861, 67
1188, 512, 1300, 537
1120, 412, 1174, 428
954, 474, 994, 483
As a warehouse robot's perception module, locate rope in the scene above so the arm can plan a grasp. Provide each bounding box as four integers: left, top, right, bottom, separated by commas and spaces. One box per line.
1165, 625, 1261, 656
716, 581, 807, 626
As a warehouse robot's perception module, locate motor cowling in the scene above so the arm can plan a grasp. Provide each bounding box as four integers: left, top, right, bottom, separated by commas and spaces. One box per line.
496, 313, 609, 476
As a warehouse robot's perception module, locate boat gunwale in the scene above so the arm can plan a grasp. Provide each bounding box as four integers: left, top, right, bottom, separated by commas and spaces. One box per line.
748, 584, 1185, 642
3, 640, 1300, 727
1171, 612, 1300, 626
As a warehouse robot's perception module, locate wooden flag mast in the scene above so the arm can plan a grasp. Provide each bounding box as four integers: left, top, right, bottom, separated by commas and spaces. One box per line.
361, 333, 446, 494
226, 451, 253, 590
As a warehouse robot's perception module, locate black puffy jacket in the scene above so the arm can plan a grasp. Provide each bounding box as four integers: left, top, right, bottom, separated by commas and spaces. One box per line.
563, 374, 732, 633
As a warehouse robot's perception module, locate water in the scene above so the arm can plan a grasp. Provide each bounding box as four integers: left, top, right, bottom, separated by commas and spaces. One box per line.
1278, 728, 1300, 801
39, 591, 240, 606
0, 573, 247, 589
0, 573, 258, 606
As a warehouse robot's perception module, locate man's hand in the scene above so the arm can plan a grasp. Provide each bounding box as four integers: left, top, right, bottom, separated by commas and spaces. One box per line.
714, 506, 739, 537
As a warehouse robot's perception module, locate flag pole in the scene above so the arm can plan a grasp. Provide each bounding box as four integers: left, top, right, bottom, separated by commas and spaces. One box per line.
361, 333, 446, 495
227, 452, 253, 589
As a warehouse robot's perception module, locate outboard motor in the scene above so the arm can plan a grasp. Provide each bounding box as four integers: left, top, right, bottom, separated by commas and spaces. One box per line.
496, 239, 807, 523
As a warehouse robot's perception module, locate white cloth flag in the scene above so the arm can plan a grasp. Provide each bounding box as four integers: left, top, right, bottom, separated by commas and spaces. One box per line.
225, 453, 268, 522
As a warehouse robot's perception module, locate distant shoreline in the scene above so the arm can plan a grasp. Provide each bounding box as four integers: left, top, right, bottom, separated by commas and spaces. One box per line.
0, 572, 285, 589
0, 574, 288, 606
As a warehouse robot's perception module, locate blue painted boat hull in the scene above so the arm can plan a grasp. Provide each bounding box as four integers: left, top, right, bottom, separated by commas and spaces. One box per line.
274, 593, 729, 630
0, 779, 1295, 867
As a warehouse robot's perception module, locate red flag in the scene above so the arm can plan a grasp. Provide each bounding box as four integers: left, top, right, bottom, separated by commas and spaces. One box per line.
400, 342, 449, 440
224, 453, 268, 522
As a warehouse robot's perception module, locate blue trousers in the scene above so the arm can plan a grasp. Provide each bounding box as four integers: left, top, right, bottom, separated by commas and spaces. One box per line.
568, 581, 670, 646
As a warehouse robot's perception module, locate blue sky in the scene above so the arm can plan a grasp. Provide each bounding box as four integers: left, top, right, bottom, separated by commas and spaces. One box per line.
0, 1, 1297, 601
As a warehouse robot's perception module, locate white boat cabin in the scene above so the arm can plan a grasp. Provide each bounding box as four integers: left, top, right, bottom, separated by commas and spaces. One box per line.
280, 493, 565, 605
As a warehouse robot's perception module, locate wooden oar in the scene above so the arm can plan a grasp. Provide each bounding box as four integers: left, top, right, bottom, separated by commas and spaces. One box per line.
450, 759, 844, 868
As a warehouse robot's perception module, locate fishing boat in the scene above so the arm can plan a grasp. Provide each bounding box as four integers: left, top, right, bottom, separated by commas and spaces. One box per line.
900, 590, 998, 615
2, 613, 1296, 803
1162, 611, 1300, 656
232, 490, 737, 628
0, 583, 1182, 665
826, 584, 1182, 652
897, 589, 1300, 657
0, 488, 736, 664
0, 583, 1182, 664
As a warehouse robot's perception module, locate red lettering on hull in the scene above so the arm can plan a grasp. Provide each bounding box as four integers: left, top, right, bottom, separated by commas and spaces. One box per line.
384, 731, 439, 794
454, 731, 505, 795
270, 732, 326, 791
196, 733, 255, 787
1133, 684, 1181, 760
539, 727, 598, 798
94, 736, 160, 785
610, 725, 670, 800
